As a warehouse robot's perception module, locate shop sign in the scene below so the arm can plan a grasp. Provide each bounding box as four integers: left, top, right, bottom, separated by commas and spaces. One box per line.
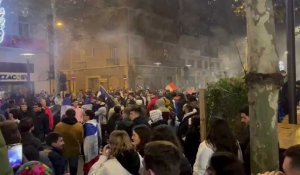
0, 72, 27, 82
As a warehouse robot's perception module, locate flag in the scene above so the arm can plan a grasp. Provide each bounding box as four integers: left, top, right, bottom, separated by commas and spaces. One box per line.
165, 83, 177, 92
97, 86, 115, 109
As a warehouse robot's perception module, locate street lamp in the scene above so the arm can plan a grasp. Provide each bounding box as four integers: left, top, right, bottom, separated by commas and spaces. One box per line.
20, 53, 35, 94
154, 62, 161, 66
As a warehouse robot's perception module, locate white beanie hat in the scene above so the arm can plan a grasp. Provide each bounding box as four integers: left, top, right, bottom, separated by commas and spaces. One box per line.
149, 110, 163, 124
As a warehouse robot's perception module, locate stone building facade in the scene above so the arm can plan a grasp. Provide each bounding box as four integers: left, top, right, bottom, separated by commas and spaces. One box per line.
59, 0, 221, 92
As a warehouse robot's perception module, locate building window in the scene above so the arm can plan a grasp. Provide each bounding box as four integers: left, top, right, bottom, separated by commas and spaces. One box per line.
19, 16, 30, 37
205, 61, 209, 69
107, 45, 118, 65
198, 61, 203, 69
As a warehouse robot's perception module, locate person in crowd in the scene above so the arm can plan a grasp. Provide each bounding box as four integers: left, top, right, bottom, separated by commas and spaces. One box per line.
173, 93, 186, 122
129, 105, 149, 127
83, 110, 101, 175
149, 109, 167, 128
95, 95, 108, 143
54, 94, 63, 106
116, 107, 134, 137
72, 99, 84, 123
259, 144, 300, 175
0, 121, 21, 145
107, 106, 122, 135
0, 114, 5, 122
193, 118, 243, 175
19, 117, 43, 161
54, 109, 83, 175
143, 141, 182, 175
151, 125, 192, 175
147, 91, 159, 112
178, 104, 200, 165
91, 97, 100, 113
20, 102, 33, 119
7, 108, 21, 123
16, 161, 54, 175
32, 102, 49, 142
206, 152, 245, 175
0, 129, 14, 175
89, 130, 142, 175
40, 98, 54, 130
155, 98, 171, 122
178, 104, 198, 143
60, 94, 73, 118
45, 133, 66, 175
132, 124, 152, 157
238, 106, 250, 175
126, 92, 136, 107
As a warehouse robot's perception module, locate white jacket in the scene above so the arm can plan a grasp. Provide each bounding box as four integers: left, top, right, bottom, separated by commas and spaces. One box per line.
89, 154, 143, 175
193, 141, 243, 175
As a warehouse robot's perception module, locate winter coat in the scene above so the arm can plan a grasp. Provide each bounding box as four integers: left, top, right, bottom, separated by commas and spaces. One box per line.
0, 130, 13, 175
116, 118, 134, 137
239, 125, 250, 175
54, 117, 83, 158
21, 132, 43, 161
147, 96, 159, 112
107, 113, 122, 135
132, 116, 149, 128
150, 120, 168, 128
193, 141, 243, 175
178, 109, 198, 142
48, 147, 66, 175
84, 119, 101, 163
178, 109, 201, 165
89, 150, 142, 175
180, 155, 193, 175
32, 111, 49, 142
44, 106, 54, 130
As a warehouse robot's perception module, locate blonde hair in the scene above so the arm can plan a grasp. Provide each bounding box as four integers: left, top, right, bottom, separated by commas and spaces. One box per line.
109, 130, 134, 157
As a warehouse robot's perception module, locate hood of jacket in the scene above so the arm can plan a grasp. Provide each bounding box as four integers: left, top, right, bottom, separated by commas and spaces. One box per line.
62, 116, 78, 125
182, 108, 198, 120
116, 150, 140, 175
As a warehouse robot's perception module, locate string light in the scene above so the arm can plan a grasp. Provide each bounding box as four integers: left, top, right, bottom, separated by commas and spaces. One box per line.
0, 0, 5, 43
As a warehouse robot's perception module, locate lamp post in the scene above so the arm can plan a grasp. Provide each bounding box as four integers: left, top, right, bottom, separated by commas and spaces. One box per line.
20, 53, 35, 94
286, 0, 297, 124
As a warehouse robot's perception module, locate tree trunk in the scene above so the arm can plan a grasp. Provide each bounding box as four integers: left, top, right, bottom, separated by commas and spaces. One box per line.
245, 0, 280, 174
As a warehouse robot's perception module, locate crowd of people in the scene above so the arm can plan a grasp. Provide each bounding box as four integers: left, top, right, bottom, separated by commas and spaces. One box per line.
0, 89, 299, 175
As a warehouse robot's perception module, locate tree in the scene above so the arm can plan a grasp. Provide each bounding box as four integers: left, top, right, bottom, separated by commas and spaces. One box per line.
245, 0, 281, 174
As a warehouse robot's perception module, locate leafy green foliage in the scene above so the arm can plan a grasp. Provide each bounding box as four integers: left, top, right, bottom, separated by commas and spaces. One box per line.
207, 77, 248, 119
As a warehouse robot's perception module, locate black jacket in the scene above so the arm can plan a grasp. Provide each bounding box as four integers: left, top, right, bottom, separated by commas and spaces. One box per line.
21, 132, 43, 161
48, 147, 66, 175
132, 116, 149, 127
32, 110, 49, 142
116, 150, 140, 175
180, 155, 193, 175
178, 110, 200, 165
107, 113, 122, 135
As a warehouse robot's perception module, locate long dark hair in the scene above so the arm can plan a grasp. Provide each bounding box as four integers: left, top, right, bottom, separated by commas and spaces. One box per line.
151, 125, 183, 151
132, 124, 152, 156
206, 118, 238, 155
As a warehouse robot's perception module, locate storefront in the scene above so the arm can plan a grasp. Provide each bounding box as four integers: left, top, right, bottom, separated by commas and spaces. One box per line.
0, 62, 34, 98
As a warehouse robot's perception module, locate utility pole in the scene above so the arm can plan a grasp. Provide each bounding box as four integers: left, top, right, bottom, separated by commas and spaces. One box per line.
286, 0, 297, 124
